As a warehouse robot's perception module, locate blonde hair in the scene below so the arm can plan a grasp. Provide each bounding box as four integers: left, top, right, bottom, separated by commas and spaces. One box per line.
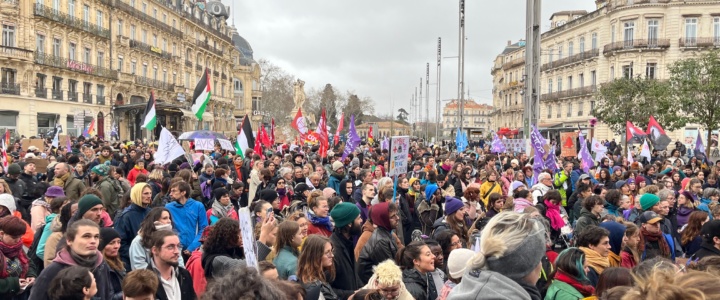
148, 169, 164, 181
468, 211, 541, 270
371, 260, 402, 286
621, 269, 720, 300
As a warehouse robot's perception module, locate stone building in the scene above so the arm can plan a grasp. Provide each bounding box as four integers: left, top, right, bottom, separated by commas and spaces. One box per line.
442, 99, 493, 138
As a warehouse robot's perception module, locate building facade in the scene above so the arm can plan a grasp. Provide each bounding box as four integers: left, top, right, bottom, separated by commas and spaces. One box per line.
356, 121, 411, 139
0, 0, 260, 141
492, 0, 720, 141
442, 99, 493, 138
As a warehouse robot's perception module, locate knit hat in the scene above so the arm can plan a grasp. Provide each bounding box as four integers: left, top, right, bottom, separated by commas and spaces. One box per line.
680, 190, 695, 203
77, 194, 103, 217
510, 181, 525, 192
447, 248, 476, 279
626, 177, 635, 185
99, 228, 120, 251
639, 193, 660, 211
45, 186, 65, 198
91, 162, 110, 177
258, 189, 279, 202
0, 194, 16, 213
6, 163, 20, 176
294, 183, 312, 195
635, 176, 646, 186
485, 217, 546, 282
701, 220, 720, 243
330, 202, 361, 228
322, 188, 336, 199
614, 180, 627, 189
612, 166, 621, 173
332, 161, 344, 171
444, 197, 464, 216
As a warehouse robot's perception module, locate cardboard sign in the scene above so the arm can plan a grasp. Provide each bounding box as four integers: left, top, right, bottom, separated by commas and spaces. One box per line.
21, 139, 45, 151
194, 138, 215, 151
238, 208, 258, 270
388, 136, 410, 177
560, 132, 578, 157
26, 158, 50, 173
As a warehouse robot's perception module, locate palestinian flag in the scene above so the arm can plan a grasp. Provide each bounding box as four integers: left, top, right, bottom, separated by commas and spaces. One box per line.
192, 69, 211, 120
141, 91, 157, 131
235, 115, 254, 158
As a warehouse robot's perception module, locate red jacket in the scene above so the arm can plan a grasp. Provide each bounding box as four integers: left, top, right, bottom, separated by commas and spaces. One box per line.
307, 223, 332, 237
620, 250, 637, 269
126, 167, 148, 186
186, 250, 207, 297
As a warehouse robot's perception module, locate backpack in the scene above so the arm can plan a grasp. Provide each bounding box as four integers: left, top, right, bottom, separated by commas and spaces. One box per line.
27, 222, 47, 275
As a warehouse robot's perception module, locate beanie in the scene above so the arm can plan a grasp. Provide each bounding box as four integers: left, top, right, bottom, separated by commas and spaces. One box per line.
485, 218, 546, 282
447, 248, 476, 279
77, 194, 104, 217
425, 184, 439, 202
444, 197, 464, 216
7, 163, 20, 176
91, 162, 110, 177
99, 227, 120, 251
639, 193, 660, 211
330, 202, 361, 228
332, 161, 344, 171
510, 181, 525, 192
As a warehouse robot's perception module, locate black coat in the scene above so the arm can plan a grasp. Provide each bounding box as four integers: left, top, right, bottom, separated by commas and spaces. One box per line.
402, 268, 437, 300
151, 266, 196, 300
329, 232, 362, 300
29, 258, 112, 300
357, 227, 397, 284
693, 243, 720, 261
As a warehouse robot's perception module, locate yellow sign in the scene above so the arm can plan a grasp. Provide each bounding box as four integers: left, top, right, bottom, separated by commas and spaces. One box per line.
150, 46, 162, 54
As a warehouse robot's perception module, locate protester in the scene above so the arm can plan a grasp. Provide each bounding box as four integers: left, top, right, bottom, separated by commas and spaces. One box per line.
545, 247, 596, 299
201, 218, 245, 280
114, 183, 152, 270
47, 266, 97, 300
121, 269, 158, 300
575, 226, 611, 287
298, 235, 337, 300
128, 207, 185, 270
398, 241, 438, 300
328, 202, 363, 298
99, 228, 125, 300
0, 215, 35, 300
358, 202, 400, 284
147, 230, 196, 300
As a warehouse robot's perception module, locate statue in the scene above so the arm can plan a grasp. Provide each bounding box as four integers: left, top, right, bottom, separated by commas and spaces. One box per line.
293, 79, 306, 111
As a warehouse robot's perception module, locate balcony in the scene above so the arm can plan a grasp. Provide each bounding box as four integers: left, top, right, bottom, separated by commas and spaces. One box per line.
135, 75, 174, 91
68, 91, 78, 102
186, 13, 231, 43
35, 53, 118, 80
0, 83, 20, 95
185, 60, 192, 68
35, 87, 47, 99
542, 48, 600, 71
603, 39, 670, 55
540, 85, 597, 101
679, 37, 720, 48
502, 57, 525, 70
83, 93, 92, 103
2, 0, 19, 5
52, 89, 63, 100
34, 3, 110, 39
129, 40, 172, 60
112, 0, 183, 37
96, 95, 105, 105
196, 64, 203, 72
0, 45, 33, 61
196, 40, 224, 57
213, 70, 220, 78
221, 73, 227, 80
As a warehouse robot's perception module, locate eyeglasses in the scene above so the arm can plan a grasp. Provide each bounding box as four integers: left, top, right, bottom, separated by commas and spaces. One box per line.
451, 241, 462, 247
277, 182, 285, 185
324, 250, 334, 258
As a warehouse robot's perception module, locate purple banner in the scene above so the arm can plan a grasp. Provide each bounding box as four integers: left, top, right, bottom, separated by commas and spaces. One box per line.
341, 115, 361, 160
578, 131, 594, 173
491, 133, 506, 154
544, 144, 557, 171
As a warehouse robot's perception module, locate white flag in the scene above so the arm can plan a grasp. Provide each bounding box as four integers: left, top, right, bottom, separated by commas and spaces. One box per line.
627, 149, 634, 163
640, 140, 652, 161
155, 127, 186, 165
591, 138, 607, 162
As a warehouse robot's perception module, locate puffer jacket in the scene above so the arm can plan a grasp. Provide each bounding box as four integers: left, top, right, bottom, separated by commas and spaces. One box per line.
114, 203, 150, 271
357, 226, 398, 284
402, 268, 438, 300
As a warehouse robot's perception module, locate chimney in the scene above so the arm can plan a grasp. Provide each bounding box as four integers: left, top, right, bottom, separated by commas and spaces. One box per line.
507, 40, 512, 46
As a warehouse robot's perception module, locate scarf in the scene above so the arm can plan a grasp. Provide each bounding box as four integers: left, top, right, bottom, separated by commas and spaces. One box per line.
0, 241, 28, 278
53, 172, 71, 187
579, 247, 609, 275
441, 164, 451, 172
277, 188, 287, 197
70, 250, 99, 269
544, 199, 565, 230
97, 155, 111, 165
308, 211, 333, 232
212, 199, 233, 219
638, 226, 670, 257
32, 198, 51, 211
554, 270, 595, 297
154, 222, 173, 232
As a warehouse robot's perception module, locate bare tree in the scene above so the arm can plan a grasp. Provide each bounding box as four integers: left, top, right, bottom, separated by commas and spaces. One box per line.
257, 59, 296, 125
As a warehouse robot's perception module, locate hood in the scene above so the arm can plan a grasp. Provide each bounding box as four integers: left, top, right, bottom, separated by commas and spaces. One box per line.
579, 208, 597, 220
531, 183, 551, 192
361, 218, 375, 234
54, 247, 104, 269
432, 216, 448, 229
0, 194, 16, 213
446, 269, 530, 300
339, 178, 352, 199
678, 206, 694, 217
370, 202, 392, 231
50, 215, 63, 232
131, 183, 150, 207
330, 170, 344, 180
599, 221, 626, 255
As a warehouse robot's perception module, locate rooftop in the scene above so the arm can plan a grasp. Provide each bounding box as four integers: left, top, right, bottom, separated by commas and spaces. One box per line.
549, 10, 588, 20
444, 99, 493, 110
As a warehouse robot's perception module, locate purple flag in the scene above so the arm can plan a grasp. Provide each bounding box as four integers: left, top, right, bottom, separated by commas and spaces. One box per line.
530, 125, 547, 157
544, 144, 557, 171
532, 148, 545, 184
341, 115, 361, 160
491, 133, 506, 154
578, 131, 594, 173
695, 131, 707, 162
381, 137, 389, 151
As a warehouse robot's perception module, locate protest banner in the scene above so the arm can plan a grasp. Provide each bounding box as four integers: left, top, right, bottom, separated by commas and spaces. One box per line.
388, 136, 410, 177
560, 132, 578, 157
238, 208, 258, 270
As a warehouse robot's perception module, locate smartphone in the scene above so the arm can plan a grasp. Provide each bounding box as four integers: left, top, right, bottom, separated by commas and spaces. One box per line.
266, 207, 273, 218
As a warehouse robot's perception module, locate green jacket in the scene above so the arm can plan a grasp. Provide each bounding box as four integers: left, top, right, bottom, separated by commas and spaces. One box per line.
273, 246, 299, 280
544, 280, 584, 300
574, 208, 600, 237
0, 256, 37, 297
554, 172, 570, 206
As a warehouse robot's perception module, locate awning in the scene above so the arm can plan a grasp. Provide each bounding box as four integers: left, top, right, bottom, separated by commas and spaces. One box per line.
179, 109, 194, 118
202, 112, 214, 122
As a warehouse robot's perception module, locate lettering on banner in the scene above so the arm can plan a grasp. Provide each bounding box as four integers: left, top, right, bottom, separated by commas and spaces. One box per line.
238, 208, 258, 269
67, 60, 93, 73
388, 136, 410, 177
194, 138, 215, 151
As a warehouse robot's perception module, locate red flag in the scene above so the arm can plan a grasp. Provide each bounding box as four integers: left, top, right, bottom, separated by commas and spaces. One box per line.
3, 129, 9, 148
368, 125, 374, 144
334, 113, 344, 146
291, 108, 308, 135
626, 121, 647, 144
270, 118, 276, 146
316, 109, 329, 158
254, 123, 264, 158
260, 124, 271, 147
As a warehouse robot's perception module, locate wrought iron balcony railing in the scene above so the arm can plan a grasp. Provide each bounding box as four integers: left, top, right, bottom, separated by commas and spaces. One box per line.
34, 52, 118, 79
129, 39, 172, 60
603, 39, 670, 54
0, 83, 20, 95
34, 3, 110, 39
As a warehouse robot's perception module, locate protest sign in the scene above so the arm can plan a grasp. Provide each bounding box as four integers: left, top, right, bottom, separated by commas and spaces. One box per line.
388, 136, 410, 177
194, 138, 215, 151
560, 132, 578, 157
238, 208, 258, 270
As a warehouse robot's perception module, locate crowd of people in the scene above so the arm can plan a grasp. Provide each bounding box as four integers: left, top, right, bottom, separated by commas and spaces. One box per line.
1, 134, 720, 300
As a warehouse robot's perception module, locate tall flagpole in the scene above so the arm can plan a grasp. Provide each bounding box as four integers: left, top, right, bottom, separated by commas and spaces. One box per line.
425, 63, 430, 141
436, 37, 442, 141
419, 77, 423, 138
458, 0, 466, 135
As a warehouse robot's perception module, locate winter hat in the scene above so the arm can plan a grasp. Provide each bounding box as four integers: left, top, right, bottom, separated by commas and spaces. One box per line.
485, 217, 546, 282
258, 189, 279, 202
99, 228, 120, 251
444, 197, 464, 216
612, 166, 621, 173
6, 163, 20, 176
680, 190, 695, 203
91, 162, 110, 177
599, 221, 626, 255
332, 161, 344, 171
639, 193, 660, 211
635, 176, 646, 186
0, 194, 16, 213
322, 188, 336, 199
77, 194, 103, 217
330, 202, 361, 228
45, 186, 65, 198
425, 184, 439, 201
510, 181, 526, 192
701, 219, 720, 243
626, 178, 635, 185
447, 248, 476, 279
294, 183, 312, 195
614, 180, 627, 189
510, 159, 519, 165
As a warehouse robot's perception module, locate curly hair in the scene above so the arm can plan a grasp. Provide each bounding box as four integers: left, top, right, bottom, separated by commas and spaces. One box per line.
203, 218, 240, 255
202, 266, 287, 300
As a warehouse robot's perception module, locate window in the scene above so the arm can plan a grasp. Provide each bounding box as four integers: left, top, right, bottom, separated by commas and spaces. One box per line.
68, 0, 75, 17
142, 2, 147, 13
36, 34, 45, 54
549, 48, 554, 63
567, 103, 573, 117
548, 79, 553, 93
162, 14, 167, 23
162, 39, 167, 51
84, 48, 90, 63
142, 29, 147, 43
610, 66, 615, 80
648, 19, 659, 45
568, 41, 574, 57
53, 0, 59, 10
117, 19, 123, 35
153, 67, 157, 80
714, 17, 720, 44
69, 42, 76, 60
592, 32, 598, 50
579, 37, 585, 53
686, 18, 698, 45
83, 82, 91, 98
557, 77, 563, 92
163, 70, 166, 82
579, 73, 584, 87
97, 52, 104, 68
117, 57, 123, 72
556, 104, 561, 118
624, 21, 635, 47
172, 19, 176, 29
68, 80, 77, 94
591, 70, 596, 86
130, 25, 135, 40
83, 5, 90, 23
1, 68, 16, 84
131, 61, 136, 74
142, 64, 147, 77
590, 101, 595, 114
186, 73, 190, 88
153, 8, 157, 19
53, 38, 60, 56
96, 10, 103, 27
172, 43, 176, 55
646, 63, 657, 79
52, 76, 61, 91
623, 65, 633, 78
558, 44, 563, 59
568, 75, 573, 90
611, 24, 616, 43
221, 83, 225, 97
1, 25, 15, 47
130, 0, 135, 7
97, 85, 104, 97
578, 101, 584, 116
548, 105, 552, 119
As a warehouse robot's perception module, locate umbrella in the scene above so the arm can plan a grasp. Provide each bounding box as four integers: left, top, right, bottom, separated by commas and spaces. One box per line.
177, 130, 227, 140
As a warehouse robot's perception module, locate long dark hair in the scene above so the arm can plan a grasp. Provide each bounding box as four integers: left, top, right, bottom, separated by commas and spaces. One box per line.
396, 241, 427, 270
140, 207, 173, 249
49, 266, 93, 300
548, 247, 589, 284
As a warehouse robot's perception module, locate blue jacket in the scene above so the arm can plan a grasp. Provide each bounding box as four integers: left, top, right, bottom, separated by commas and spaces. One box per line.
273, 246, 299, 280
570, 169, 598, 193
114, 203, 150, 271
328, 173, 344, 195
166, 199, 208, 251
698, 197, 715, 219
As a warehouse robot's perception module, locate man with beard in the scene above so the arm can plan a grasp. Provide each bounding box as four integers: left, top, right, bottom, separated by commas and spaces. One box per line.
329, 202, 363, 299
3, 163, 26, 200
89, 146, 118, 170
52, 162, 85, 201
149, 230, 196, 300
328, 161, 345, 195
91, 163, 121, 217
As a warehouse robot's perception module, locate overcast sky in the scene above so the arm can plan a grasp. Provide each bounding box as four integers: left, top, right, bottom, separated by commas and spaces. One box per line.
227, 0, 597, 119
